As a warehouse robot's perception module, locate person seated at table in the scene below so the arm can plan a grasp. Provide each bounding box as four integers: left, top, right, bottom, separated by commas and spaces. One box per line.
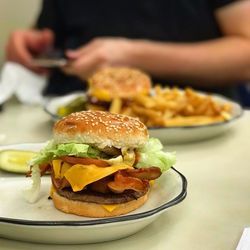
5, 0, 250, 105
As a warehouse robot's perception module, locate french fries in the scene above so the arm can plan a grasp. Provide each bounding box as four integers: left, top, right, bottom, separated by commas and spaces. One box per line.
108, 86, 233, 127
109, 97, 122, 114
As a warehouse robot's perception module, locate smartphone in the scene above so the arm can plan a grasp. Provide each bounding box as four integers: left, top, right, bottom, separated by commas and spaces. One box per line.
32, 49, 67, 67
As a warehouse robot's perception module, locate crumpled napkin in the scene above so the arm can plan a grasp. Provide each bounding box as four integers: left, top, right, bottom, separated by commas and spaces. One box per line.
236, 228, 250, 250
0, 62, 47, 105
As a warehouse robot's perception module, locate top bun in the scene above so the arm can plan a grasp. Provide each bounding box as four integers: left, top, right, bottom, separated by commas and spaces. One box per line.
88, 67, 151, 101
53, 111, 148, 149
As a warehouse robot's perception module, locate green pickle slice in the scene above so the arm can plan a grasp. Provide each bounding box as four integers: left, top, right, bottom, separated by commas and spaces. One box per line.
0, 150, 37, 173
57, 96, 87, 117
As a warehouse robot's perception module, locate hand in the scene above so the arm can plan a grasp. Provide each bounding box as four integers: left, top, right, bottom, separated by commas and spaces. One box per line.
62, 37, 133, 80
5, 28, 54, 74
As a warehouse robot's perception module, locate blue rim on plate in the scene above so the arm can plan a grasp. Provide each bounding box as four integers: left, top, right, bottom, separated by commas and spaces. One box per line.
0, 167, 187, 227
44, 106, 62, 121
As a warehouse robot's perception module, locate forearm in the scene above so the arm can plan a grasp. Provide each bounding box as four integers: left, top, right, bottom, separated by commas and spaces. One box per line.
128, 37, 250, 87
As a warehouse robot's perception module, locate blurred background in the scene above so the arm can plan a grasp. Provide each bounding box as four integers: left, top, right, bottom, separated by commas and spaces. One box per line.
0, 0, 249, 106
0, 0, 40, 67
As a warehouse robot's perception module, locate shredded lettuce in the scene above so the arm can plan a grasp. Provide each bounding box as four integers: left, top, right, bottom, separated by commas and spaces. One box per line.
30, 138, 176, 172
30, 140, 103, 166
136, 138, 176, 172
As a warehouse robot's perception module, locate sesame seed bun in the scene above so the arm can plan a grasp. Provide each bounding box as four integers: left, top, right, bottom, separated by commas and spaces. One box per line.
88, 67, 152, 100
52, 189, 149, 218
53, 111, 148, 148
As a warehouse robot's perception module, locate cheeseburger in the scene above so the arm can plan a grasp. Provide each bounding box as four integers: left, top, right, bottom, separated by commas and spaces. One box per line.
87, 67, 152, 111
26, 111, 176, 217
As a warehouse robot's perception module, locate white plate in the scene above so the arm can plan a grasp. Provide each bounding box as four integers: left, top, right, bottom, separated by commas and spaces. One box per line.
149, 95, 243, 144
44, 92, 243, 144
149, 94, 243, 144
0, 143, 187, 244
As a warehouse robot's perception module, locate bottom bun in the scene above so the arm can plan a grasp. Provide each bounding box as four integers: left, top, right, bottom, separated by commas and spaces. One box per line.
52, 190, 149, 218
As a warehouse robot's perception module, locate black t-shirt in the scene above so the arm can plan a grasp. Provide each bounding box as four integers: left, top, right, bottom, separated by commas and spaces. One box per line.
37, 0, 235, 96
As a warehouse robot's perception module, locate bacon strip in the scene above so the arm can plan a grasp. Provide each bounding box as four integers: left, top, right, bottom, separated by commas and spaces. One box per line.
107, 171, 149, 193
89, 176, 113, 193
51, 170, 71, 190
39, 163, 52, 176
125, 167, 162, 180
26, 163, 51, 177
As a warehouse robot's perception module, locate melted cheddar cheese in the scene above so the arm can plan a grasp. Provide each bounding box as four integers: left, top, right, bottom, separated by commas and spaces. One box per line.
101, 204, 119, 212
52, 160, 132, 192
90, 88, 112, 101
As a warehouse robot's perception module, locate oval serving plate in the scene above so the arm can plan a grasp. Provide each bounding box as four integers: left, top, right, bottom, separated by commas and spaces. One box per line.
0, 143, 187, 244
149, 94, 243, 144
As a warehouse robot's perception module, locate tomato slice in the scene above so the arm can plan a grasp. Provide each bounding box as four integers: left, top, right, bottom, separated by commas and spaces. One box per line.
60, 156, 110, 167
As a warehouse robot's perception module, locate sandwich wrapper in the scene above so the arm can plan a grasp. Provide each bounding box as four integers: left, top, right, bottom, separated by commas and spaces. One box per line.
0, 62, 47, 105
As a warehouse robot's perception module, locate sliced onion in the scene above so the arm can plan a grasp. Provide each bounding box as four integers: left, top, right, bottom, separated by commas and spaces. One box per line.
23, 164, 41, 203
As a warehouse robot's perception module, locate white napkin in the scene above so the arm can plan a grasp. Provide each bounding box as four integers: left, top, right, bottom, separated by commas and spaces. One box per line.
236, 228, 250, 250
0, 62, 47, 105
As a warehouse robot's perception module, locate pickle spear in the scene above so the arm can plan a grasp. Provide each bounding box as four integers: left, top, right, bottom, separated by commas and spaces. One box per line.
0, 150, 37, 173
57, 96, 87, 117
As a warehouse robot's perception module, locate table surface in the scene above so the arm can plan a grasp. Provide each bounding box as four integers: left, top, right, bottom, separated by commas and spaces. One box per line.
0, 99, 249, 250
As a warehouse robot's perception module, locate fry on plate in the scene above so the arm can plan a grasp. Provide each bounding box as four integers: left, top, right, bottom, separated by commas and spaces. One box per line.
109, 86, 233, 127
58, 86, 233, 127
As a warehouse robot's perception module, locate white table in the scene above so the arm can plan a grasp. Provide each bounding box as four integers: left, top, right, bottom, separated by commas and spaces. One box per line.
0, 99, 249, 250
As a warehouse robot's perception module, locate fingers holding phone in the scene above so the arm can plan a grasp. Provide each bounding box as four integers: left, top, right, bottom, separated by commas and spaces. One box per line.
5, 28, 55, 74
32, 49, 67, 68
61, 37, 132, 80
